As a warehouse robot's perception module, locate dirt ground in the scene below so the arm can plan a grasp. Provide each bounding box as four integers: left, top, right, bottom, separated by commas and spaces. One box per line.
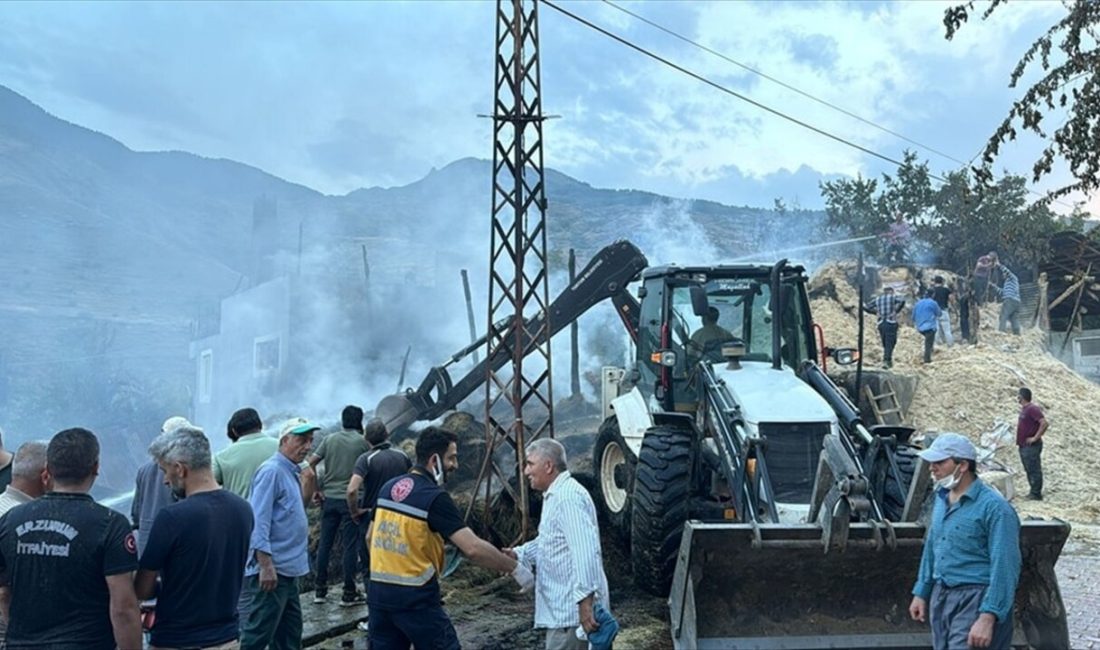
318, 418, 1097, 650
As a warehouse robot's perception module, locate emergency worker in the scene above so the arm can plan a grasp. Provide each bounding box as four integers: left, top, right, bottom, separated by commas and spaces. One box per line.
367, 426, 533, 649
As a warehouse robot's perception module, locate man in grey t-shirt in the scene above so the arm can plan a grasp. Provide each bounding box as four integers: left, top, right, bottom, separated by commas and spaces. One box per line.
307, 405, 369, 605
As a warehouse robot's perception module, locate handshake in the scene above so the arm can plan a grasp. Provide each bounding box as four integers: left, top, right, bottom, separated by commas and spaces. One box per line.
503, 547, 535, 593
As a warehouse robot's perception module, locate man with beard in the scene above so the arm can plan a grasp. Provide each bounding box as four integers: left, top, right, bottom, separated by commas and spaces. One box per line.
240, 419, 319, 650
135, 425, 253, 650
132, 416, 190, 558
366, 426, 533, 650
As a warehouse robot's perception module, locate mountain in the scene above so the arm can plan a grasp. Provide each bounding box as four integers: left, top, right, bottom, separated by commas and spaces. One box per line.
0, 85, 824, 494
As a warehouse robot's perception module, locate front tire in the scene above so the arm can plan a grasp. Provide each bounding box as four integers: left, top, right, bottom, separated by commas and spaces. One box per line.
594, 419, 634, 546
630, 424, 692, 596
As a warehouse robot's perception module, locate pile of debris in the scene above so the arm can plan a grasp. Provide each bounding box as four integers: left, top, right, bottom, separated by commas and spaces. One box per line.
811, 262, 1100, 523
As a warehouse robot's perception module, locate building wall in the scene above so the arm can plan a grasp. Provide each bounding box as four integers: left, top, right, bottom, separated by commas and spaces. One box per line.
190, 276, 291, 435
1048, 328, 1100, 384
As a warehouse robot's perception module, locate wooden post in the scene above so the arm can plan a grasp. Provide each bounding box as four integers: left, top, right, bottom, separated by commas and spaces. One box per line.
569, 248, 580, 399
1060, 263, 1092, 355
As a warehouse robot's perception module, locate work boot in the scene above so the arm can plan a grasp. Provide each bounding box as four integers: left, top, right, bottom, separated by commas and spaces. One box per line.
340, 590, 367, 607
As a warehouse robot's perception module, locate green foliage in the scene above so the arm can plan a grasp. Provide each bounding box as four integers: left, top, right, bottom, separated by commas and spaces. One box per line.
820, 150, 933, 263
820, 173, 883, 257
944, 1, 1100, 202
819, 150, 1076, 273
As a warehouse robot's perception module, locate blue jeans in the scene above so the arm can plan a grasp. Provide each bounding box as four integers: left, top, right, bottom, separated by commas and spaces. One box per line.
315, 498, 359, 594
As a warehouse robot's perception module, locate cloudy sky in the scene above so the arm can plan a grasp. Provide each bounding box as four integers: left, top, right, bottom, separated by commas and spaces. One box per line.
1, 0, 1092, 212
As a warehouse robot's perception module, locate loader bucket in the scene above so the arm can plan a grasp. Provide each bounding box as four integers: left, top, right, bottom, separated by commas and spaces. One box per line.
375, 392, 420, 434
668, 519, 1070, 650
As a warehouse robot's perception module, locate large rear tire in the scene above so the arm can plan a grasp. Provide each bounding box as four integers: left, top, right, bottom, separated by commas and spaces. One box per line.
630, 424, 692, 596
881, 443, 920, 521
594, 419, 634, 546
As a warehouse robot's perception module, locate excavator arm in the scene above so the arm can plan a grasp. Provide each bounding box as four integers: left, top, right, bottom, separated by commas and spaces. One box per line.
376, 240, 648, 432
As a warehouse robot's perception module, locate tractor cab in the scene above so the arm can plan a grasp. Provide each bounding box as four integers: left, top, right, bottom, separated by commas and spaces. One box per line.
634, 261, 816, 412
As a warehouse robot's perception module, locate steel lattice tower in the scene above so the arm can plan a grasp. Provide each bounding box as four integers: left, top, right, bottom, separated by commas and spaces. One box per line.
472, 0, 552, 542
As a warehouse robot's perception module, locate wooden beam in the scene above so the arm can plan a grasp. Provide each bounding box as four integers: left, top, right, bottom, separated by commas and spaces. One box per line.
1060, 262, 1092, 355
1048, 277, 1087, 311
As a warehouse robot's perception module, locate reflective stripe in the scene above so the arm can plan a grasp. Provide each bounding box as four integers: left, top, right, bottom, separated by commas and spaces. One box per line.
371, 563, 437, 587
377, 498, 429, 519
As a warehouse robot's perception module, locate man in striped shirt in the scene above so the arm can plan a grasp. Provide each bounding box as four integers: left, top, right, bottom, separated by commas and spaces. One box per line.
508, 439, 610, 650
995, 263, 1021, 335
863, 286, 906, 368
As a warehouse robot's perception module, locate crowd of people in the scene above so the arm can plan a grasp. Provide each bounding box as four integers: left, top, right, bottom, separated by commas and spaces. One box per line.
0, 407, 618, 650
863, 251, 1024, 368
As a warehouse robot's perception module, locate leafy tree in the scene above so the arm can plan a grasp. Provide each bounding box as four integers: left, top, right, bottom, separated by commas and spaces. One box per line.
944, 1, 1099, 201
821, 150, 1070, 274
930, 171, 1061, 274
820, 173, 883, 257
820, 151, 934, 262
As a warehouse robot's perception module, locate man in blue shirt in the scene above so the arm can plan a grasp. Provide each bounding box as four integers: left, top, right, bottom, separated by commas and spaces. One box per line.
912, 290, 942, 364
909, 433, 1021, 649
240, 418, 320, 650
135, 424, 254, 649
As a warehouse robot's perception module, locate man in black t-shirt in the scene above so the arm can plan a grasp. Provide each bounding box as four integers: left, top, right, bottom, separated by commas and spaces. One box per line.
0, 428, 141, 650
135, 425, 254, 649
346, 419, 411, 597
931, 275, 955, 347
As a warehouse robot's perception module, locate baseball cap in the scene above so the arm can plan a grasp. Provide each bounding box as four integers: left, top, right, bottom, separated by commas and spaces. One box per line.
918, 433, 976, 463
162, 416, 192, 433
280, 418, 320, 437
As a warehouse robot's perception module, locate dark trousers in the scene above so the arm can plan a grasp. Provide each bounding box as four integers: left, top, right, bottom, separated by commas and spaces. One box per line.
240, 575, 302, 650
358, 515, 372, 587
878, 321, 899, 366
1019, 443, 1043, 497
316, 498, 358, 594
959, 298, 972, 342
368, 605, 460, 650
973, 276, 991, 306
930, 583, 1012, 650
921, 329, 936, 363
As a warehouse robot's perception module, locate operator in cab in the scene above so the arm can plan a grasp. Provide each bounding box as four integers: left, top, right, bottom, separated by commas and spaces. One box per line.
689, 307, 734, 361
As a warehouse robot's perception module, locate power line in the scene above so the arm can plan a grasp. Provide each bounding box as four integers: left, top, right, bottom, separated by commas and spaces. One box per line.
600, 0, 970, 169
540, 0, 949, 184
547, 0, 1081, 210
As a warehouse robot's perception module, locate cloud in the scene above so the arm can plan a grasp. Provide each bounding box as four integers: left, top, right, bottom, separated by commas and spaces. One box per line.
0, 0, 1085, 209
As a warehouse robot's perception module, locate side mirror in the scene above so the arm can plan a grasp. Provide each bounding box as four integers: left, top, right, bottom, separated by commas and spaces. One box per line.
690, 285, 709, 317
830, 347, 859, 365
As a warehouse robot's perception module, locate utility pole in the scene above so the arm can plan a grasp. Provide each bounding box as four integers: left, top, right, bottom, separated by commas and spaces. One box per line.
472, 0, 552, 542
461, 269, 480, 365
569, 248, 580, 398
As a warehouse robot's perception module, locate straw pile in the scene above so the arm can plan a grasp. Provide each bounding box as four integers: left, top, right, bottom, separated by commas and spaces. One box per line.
810, 263, 1100, 523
